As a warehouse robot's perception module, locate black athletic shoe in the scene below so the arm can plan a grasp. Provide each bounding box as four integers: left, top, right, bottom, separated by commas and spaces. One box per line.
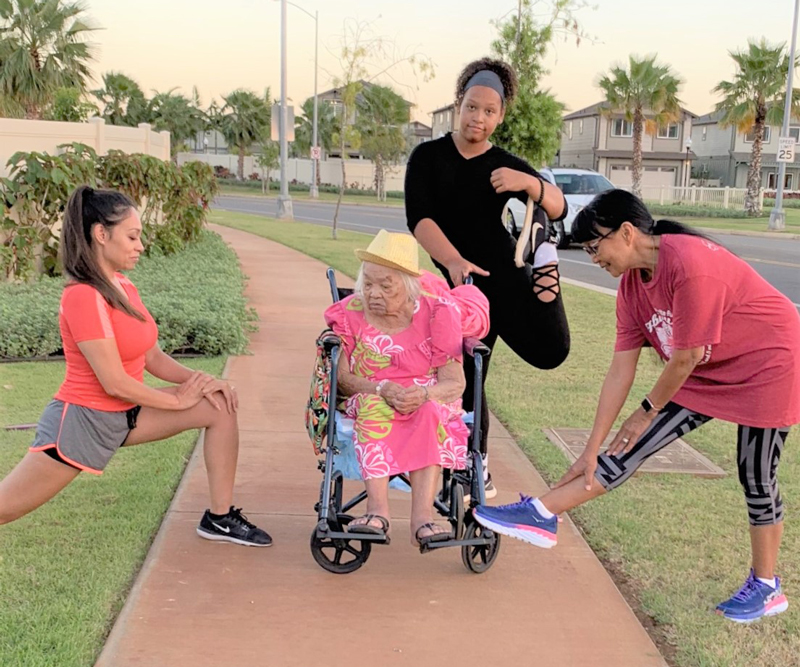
514, 205, 552, 268
197, 506, 272, 547
461, 473, 498, 504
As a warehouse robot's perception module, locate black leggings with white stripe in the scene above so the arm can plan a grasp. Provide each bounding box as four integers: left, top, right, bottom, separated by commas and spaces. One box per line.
595, 402, 790, 526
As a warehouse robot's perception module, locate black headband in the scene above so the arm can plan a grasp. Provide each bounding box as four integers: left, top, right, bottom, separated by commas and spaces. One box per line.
464, 70, 505, 103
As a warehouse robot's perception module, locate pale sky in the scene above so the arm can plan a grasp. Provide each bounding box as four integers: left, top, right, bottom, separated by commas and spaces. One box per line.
87, 0, 798, 122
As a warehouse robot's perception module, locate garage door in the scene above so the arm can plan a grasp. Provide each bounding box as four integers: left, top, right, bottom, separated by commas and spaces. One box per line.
609, 165, 677, 188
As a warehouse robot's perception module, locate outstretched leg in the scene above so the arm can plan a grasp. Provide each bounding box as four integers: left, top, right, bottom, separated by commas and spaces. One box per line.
0, 452, 80, 525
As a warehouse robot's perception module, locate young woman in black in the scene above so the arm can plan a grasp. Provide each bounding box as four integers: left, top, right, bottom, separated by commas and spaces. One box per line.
405, 58, 571, 495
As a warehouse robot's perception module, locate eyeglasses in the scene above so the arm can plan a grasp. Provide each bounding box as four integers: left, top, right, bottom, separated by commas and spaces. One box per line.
583, 229, 616, 256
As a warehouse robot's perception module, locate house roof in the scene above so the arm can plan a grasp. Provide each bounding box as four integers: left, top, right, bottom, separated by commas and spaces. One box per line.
563, 102, 698, 121
317, 80, 413, 107
595, 149, 697, 160
694, 110, 726, 126
431, 102, 455, 115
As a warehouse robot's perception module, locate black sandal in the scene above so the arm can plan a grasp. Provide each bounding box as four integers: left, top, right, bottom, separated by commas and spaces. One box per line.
415, 522, 452, 548
348, 514, 391, 544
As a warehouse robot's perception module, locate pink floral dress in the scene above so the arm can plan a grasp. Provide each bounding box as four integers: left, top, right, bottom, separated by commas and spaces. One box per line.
324, 291, 470, 480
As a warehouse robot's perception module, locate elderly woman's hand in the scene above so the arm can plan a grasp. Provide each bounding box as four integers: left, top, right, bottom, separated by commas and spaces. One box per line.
381, 382, 427, 414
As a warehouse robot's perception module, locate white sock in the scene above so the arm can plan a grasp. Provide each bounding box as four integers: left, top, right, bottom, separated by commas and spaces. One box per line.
532, 497, 554, 519
756, 576, 776, 588
532, 241, 558, 268
481, 452, 489, 482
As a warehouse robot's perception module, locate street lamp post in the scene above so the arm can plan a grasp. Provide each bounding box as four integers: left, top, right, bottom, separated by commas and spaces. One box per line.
275, 0, 320, 199
277, 0, 293, 219
769, 0, 800, 231
684, 137, 693, 189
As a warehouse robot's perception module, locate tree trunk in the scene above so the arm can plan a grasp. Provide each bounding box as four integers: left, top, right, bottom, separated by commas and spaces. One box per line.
631, 108, 644, 200
375, 155, 384, 201
332, 139, 346, 240
745, 119, 765, 216
238, 146, 245, 181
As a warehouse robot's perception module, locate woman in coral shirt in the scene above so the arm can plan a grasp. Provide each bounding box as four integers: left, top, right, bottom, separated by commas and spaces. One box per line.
0, 186, 271, 547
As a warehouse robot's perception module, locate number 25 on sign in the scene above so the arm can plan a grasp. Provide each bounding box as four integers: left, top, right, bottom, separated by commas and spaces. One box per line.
777, 136, 795, 163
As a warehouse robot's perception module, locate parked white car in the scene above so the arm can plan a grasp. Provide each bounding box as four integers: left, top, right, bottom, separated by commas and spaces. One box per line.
505, 168, 615, 249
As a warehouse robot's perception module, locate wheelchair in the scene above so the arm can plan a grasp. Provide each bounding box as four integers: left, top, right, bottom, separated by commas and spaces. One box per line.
309, 268, 501, 575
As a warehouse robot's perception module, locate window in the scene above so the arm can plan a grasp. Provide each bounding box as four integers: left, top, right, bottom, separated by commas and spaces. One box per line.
702, 127, 707, 141
554, 174, 614, 195
566, 121, 573, 139
657, 123, 679, 139
579, 119, 584, 135
767, 172, 793, 189
744, 126, 771, 143
789, 126, 800, 143
611, 119, 633, 137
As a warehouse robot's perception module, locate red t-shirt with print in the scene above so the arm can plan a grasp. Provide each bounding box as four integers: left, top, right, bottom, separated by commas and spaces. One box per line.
54, 275, 159, 411
615, 234, 800, 428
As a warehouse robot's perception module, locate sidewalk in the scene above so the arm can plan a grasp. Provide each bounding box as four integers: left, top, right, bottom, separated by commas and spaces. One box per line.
95, 225, 666, 667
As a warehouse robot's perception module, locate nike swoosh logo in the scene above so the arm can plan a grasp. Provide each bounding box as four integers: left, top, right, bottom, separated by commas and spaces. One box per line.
211, 522, 231, 533
531, 222, 543, 238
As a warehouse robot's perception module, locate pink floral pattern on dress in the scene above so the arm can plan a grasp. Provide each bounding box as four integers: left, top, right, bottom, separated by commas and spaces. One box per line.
325, 289, 470, 480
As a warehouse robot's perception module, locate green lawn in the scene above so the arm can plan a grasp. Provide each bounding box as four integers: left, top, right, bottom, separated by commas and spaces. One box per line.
677, 207, 800, 234
212, 210, 800, 667
0, 356, 224, 667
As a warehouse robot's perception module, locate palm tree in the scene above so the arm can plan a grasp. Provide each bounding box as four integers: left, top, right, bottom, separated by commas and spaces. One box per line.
356, 85, 409, 200
147, 88, 206, 161
92, 72, 147, 126
0, 0, 97, 119
713, 39, 800, 215
293, 96, 337, 161
598, 54, 683, 199
220, 88, 271, 180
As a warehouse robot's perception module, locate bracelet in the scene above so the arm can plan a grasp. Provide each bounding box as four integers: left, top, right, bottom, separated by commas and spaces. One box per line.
535, 175, 546, 206
376, 379, 388, 396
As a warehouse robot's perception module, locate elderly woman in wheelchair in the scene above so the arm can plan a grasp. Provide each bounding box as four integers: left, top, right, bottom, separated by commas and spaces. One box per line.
323, 230, 484, 548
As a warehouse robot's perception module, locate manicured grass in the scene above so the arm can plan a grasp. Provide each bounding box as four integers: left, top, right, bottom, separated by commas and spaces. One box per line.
676, 206, 800, 234
0, 356, 224, 667
212, 209, 800, 667
218, 183, 404, 208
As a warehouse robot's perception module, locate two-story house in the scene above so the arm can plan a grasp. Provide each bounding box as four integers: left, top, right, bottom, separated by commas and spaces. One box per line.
430, 103, 458, 139
558, 102, 697, 189
406, 120, 432, 152
317, 80, 413, 159
691, 111, 800, 190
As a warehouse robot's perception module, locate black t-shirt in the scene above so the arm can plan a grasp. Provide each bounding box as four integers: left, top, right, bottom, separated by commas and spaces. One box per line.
405, 133, 564, 273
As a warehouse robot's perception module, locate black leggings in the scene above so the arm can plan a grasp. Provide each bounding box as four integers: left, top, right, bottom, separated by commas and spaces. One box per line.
454, 261, 571, 453
595, 402, 789, 526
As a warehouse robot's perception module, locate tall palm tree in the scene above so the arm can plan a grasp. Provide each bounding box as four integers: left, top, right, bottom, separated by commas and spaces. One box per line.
147, 88, 205, 161
713, 39, 800, 215
220, 88, 271, 180
356, 84, 409, 200
0, 0, 97, 119
598, 54, 683, 199
92, 72, 147, 126
293, 96, 337, 160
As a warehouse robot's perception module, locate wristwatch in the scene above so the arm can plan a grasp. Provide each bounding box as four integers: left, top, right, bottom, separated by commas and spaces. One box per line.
641, 396, 657, 413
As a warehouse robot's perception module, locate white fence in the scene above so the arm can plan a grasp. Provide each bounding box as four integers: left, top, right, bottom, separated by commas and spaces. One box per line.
177, 153, 407, 192
632, 185, 762, 210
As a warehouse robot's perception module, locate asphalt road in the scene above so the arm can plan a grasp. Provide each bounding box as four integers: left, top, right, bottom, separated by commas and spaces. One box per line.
215, 194, 800, 307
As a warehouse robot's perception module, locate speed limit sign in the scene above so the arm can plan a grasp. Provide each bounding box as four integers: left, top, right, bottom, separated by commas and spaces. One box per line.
777, 136, 795, 163
310, 146, 321, 160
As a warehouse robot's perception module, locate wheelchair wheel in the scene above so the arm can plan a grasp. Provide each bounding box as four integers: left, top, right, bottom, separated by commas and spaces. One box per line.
310, 515, 372, 574
461, 518, 501, 574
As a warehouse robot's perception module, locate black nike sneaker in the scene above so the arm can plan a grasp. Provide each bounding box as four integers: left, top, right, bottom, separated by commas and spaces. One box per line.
197, 506, 273, 547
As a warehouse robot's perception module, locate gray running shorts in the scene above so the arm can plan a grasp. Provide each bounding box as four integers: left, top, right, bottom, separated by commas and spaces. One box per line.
30, 399, 140, 475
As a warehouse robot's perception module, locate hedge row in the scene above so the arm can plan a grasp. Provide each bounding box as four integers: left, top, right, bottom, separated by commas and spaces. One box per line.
0, 231, 255, 360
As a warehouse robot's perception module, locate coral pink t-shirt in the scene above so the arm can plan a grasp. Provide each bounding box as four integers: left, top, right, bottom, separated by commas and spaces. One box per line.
54, 275, 159, 411
615, 234, 800, 427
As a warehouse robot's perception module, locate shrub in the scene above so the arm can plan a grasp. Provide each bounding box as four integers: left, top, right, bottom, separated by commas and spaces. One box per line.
645, 203, 766, 219
0, 231, 255, 359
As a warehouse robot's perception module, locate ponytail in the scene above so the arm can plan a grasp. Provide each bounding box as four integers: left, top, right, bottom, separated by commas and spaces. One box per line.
652, 218, 713, 240
61, 185, 145, 321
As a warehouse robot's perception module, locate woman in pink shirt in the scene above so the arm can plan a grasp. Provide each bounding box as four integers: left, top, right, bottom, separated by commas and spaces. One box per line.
0, 186, 271, 547
475, 189, 799, 623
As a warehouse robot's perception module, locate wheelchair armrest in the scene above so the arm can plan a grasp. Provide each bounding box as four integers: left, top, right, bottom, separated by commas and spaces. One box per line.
320, 331, 341, 354
463, 337, 490, 358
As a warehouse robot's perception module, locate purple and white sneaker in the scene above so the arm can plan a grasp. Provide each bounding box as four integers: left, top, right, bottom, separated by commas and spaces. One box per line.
473, 494, 557, 548
715, 570, 788, 623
